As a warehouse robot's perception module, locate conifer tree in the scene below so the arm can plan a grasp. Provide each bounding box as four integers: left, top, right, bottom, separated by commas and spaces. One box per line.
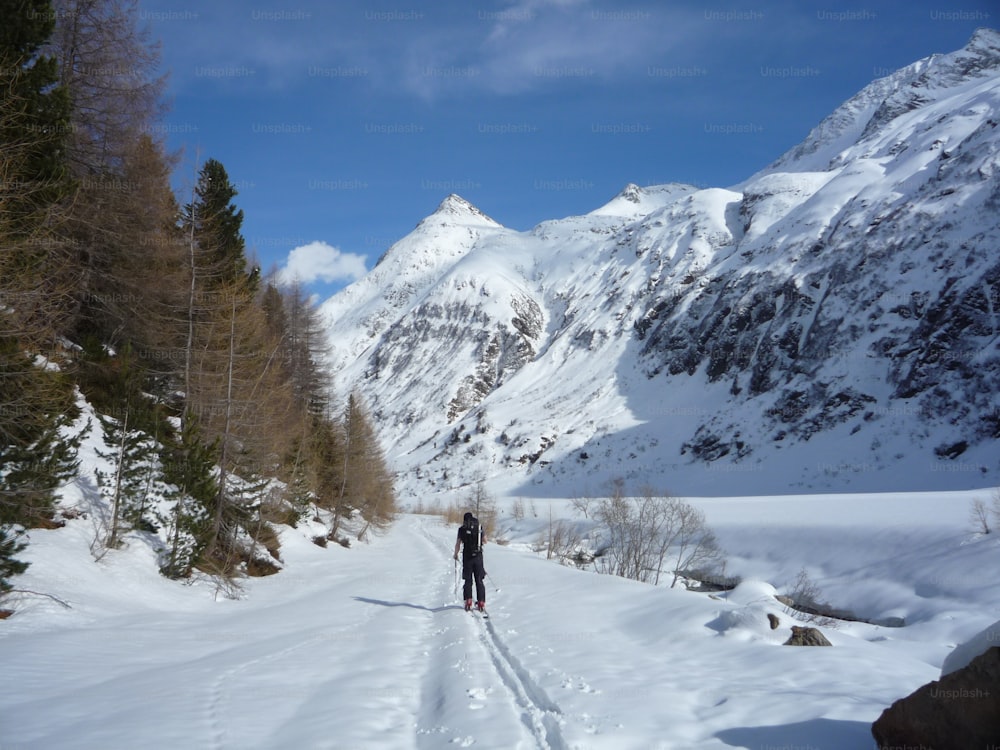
179, 158, 248, 427
0, 1, 407, 592
183, 159, 248, 290
95, 406, 159, 550
281, 281, 331, 416
343, 394, 396, 539
0, 0, 71, 237
307, 410, 349, 539
0, 0, 75, 344
0, 0, 78, 591
264, 279, 337, 522
203, 284, 301, 571
310, 394, 396, 541
176, 161, 305, 574
0, 336, 81, 534
47, 0, 166, 176
90, 345, 163, 551
0, 527, 29, 595
260, 284, 398, 542
158, 418, 217, 578
44, 0, 174, 347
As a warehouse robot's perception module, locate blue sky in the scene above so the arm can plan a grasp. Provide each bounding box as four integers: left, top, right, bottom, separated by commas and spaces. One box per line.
137, 0, 995, 297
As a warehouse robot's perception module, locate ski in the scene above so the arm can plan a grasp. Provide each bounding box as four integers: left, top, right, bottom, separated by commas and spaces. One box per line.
463, 602, 489, 619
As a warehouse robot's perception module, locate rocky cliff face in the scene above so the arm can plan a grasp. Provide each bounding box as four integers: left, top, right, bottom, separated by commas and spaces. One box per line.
320, 30, 1000, 499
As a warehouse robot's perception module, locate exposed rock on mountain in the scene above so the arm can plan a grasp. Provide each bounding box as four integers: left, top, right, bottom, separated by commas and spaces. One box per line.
320, 30, 1000, 499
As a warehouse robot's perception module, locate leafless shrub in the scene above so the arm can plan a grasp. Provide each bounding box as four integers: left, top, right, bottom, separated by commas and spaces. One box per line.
534, 506, 584, 562
781, 568, 837, 627
570, 494, 594, 519
511, 497, 525, 521
970, 498, 992, 535
593, 483, 724, 587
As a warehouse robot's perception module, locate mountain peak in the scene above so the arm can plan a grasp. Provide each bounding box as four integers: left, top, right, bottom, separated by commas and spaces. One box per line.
953, 26, 1000, 77
589, 182, 698, 218
620, 183, 643, 204
754, 27, 1000, 177
968, 26, 1000, 53
422, 194, 502, 228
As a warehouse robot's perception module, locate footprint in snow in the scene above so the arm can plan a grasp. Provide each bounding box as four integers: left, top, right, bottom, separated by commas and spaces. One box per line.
466, 687, 489, 709
561, 678, 597, 693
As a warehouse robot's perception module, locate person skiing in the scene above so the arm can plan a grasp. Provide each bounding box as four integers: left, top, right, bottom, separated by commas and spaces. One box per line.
453, 511, 487, 612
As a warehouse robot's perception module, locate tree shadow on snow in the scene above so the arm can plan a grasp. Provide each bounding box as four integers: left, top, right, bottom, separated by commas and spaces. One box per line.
353, 596, 464, 614
715, 718, 872, 749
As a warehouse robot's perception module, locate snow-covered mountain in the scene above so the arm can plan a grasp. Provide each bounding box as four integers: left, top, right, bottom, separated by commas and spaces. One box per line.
319, 29, 1000, 500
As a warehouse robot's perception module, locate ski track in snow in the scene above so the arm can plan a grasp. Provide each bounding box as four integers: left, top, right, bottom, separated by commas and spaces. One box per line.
414, 517, 566, 749
479, 616, 566, 750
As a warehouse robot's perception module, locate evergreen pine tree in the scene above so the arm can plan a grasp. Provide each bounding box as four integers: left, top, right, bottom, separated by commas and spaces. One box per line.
0, 327, 80, 553
95, 403, 162, 551
0, 0, 77, 593
158, 418, 217, 579
0, 526, 29, 596
177, 163, 306, 576
0, 0, 72, 236
183, 159, 248, 290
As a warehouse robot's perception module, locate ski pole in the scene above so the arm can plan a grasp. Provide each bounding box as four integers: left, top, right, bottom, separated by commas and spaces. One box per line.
484, 570, 500, 593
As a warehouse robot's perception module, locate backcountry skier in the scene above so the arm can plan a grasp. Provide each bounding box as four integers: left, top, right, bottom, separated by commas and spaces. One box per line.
453, 512, 487, 612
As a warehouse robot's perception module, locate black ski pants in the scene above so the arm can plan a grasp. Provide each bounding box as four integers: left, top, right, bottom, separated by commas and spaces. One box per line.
462, 553, 486, 603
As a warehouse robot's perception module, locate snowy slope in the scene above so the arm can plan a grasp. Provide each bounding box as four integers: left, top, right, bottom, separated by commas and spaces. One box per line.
318, 29, 1000, 501
2, 488, 998, 749
755, 27, 1000, 176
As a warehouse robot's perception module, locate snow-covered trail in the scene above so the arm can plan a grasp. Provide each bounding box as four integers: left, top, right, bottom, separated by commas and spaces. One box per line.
4, 498, 996, 750
0, 516, 564, 750
412, 519, 566, 750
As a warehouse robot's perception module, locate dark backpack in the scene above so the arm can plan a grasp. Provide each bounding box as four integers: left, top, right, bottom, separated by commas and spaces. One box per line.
462, 516, 482, 555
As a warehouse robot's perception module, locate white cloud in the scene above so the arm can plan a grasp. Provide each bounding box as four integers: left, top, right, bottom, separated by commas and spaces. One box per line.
399, 0, 676, 97
277, 241, 368, 286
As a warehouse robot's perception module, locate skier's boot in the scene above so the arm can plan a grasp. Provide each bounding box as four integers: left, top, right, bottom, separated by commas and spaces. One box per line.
476, 601, 486, 612
464, 598, 473, 611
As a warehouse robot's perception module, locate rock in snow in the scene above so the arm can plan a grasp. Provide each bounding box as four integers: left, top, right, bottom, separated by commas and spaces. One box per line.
871, 646, 1000, 750
940, 618, 1000, 676
784, 626, 833, 647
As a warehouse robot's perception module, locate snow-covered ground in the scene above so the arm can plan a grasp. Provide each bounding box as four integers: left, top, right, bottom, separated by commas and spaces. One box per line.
2, 486, 998, 749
